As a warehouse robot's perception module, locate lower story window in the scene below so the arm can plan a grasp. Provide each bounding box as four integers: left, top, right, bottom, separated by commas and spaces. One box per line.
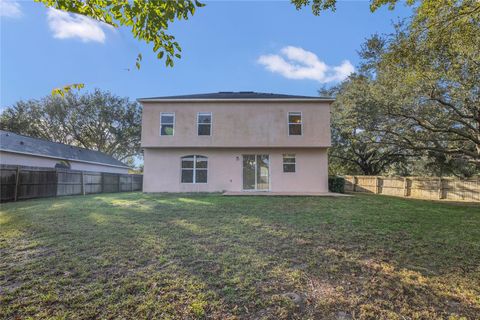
283, 154, 296, 172
181, 155, 208, 183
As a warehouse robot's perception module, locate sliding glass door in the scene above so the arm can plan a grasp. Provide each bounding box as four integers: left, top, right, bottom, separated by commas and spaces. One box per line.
242, 155, 269, 191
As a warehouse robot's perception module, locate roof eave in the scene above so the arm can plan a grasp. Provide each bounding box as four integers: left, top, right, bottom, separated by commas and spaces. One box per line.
0, 149, 130, 169
137, 98, 335, 103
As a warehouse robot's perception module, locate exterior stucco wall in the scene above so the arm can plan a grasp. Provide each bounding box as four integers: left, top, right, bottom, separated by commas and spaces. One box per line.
141, 101, 331, 148
0, 151, 129, 174
143, 148, 328, 193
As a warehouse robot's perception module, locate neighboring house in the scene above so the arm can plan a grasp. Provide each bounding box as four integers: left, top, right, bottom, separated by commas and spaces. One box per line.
139, 92, 333, 193
0, 130, 130, 174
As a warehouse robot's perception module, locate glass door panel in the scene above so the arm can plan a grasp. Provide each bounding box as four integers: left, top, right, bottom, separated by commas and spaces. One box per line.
242, 155, 256, 190
256, 155, 269, 190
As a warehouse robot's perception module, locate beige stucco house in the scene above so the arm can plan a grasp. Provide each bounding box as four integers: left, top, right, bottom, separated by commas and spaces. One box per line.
139, 92, 333, 193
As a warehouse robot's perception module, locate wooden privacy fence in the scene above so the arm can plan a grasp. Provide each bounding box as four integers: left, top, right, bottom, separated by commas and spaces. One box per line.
0, 165, 143, 202
345, 175, 480, 202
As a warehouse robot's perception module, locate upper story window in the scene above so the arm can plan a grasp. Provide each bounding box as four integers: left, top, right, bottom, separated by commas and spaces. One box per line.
181, 155, 208, 183
288, 112, 302, 136
160, 112, 175, 136
197, 112, 212, 136
283, 154, 296, 172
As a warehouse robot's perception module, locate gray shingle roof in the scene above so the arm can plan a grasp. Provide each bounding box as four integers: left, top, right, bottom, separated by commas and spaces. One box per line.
0, 130, 129, 168
138, 91, 334, 101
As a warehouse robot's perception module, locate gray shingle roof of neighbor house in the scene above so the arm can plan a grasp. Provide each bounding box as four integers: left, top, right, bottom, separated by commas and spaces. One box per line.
0, 130, 129, 168
137, 91, 335, 102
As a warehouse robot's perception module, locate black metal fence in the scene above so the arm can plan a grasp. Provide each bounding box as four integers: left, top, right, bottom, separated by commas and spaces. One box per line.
0, 165, 143, 202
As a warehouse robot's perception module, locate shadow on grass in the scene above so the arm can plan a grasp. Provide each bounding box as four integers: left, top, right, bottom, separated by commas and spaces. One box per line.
1, 192, 479, 319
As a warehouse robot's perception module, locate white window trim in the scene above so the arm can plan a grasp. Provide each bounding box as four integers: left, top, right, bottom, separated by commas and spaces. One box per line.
181, 155, 208, 184
283, 154, 296, 173
197, 112, 212, 136
160, 112, 175, 136
287, 111, 303, 136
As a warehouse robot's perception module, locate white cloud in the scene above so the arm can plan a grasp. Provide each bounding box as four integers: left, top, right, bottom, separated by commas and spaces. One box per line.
0, 0, 22, 18
258, 46, 354, 83
47, 8, 112, 43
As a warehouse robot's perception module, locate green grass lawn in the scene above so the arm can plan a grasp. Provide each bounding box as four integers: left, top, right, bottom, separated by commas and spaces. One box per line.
1, 193, 479, 319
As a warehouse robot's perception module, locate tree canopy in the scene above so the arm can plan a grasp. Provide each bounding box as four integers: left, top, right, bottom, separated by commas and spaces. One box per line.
291, 0, 416, 15
324, 76, 408, 176
0, 90, 142, 166
328, 0, 480, 177
380, 1, 479, 164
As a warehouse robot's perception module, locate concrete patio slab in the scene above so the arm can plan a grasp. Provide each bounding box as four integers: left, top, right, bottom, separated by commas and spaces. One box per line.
222, 191, 351, 197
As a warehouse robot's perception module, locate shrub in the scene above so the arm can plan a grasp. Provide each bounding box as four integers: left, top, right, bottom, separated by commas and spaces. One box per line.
329, 176, 345, 193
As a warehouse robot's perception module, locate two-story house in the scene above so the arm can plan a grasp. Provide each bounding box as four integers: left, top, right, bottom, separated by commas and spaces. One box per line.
139, 92, 333, 193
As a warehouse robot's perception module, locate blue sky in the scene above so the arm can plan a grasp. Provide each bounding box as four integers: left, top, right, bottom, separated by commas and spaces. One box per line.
1, 0, 412, 109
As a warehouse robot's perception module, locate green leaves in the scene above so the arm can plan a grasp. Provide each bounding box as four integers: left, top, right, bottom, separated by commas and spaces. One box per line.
290, 0, 419, 15
377, 1, 480, 165
327, 0, 480, 176
136, 53, 142, 70
334, 0, 480, 176
290, 0, 338, 15
51, 83, 85, 97
35, 0, 204, 68
327, 75, 408, 176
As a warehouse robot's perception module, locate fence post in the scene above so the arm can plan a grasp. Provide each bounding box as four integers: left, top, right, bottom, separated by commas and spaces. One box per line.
55, 170, 58, 197
81, 171, 85, 196
438, 177, 443, 200
403, 177, 408, 197
477, 177, 480, 202
117, 174, 121, 193
101, 173, 104, 193
131, 175, 133, 192
375, 176, 380, 194
14, 166, 20, 201
353, 176, 357, 192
